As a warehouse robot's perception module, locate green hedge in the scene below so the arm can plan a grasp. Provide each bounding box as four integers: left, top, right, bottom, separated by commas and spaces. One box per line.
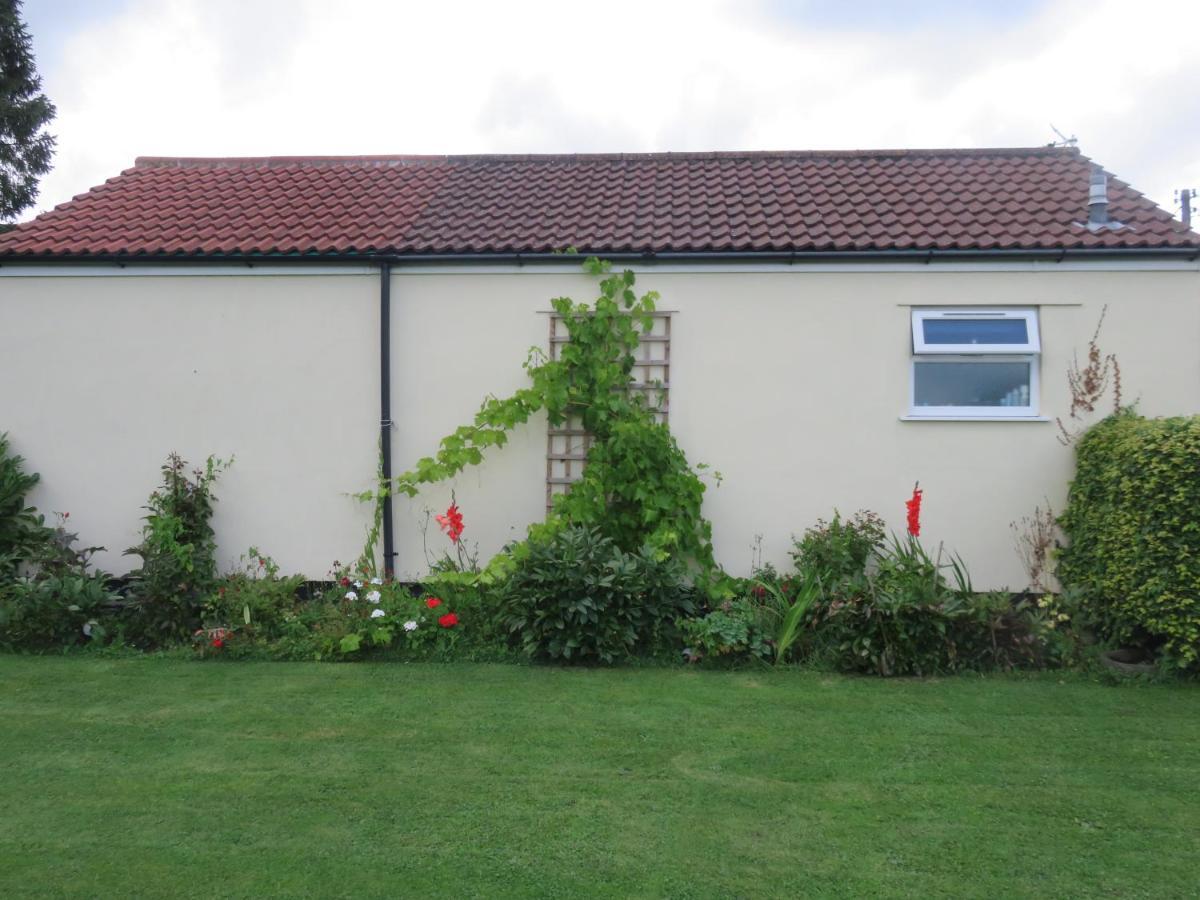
1058, 410, 1200, 670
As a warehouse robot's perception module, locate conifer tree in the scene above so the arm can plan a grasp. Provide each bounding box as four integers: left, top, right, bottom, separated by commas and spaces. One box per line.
0, 0, 55, 224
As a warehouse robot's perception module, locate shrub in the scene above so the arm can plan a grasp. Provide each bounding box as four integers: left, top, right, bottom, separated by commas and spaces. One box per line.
0, 432, 51, 577
679, 596, 772, 663
200, 548, 304, 645
194, 556, 491, 662
0, 573, 118, 649
792, 509, 885, 584
799, 501, 1052, 676
125, 453, 230, 646
0, 514, 119, 650
1058, 410, 1200, 671
499, 525, 695, 663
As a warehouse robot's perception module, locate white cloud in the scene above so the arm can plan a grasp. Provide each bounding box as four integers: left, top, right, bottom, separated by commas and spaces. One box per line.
28, 0, 1200, 219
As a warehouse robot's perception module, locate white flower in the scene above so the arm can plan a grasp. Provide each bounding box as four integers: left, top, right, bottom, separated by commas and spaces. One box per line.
367, 590, 381, 604
403, 620, 418, 632
370, 577, 383, 585
354, 580, 364, 589
344, 590, 358, 601
370, 608, 386, 619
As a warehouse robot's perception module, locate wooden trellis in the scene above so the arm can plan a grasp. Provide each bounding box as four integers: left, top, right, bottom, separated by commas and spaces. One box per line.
545, 312, 672, 513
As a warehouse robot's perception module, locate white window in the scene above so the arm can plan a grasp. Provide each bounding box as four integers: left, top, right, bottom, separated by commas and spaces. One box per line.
909, 308, 1040, 418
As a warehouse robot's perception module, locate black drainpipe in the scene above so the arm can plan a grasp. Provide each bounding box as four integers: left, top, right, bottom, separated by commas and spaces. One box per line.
378, 262, 396, 575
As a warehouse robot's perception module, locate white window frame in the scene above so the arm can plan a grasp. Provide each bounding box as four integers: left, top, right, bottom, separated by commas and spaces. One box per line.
911, 307, 1040, 354
908, 308, 1041, 419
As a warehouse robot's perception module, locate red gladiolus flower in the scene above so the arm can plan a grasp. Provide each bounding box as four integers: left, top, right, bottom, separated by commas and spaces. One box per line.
425, 597, 442, 609
905, 483, 923, 537
438, 612, 459, 628
435, 503, 465, 543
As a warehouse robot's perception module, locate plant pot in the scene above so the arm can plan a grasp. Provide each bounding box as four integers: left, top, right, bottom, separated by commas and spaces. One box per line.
1100, 647, 1158, 675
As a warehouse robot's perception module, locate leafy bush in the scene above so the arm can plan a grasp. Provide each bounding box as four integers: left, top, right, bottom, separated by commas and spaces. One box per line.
1058, 410, 1200, 671
679, 596, 772, 662
194, 556, 486, 662
679, 568, 822, 666
808, 534, 1048, 675
0, 573, 118, 649
792, 510, 885, 584
500, 525, 695, 663
0, 432, 51, 577
125, 454, 230, 646
0, 514, 119, 650
201, 549, 304, 644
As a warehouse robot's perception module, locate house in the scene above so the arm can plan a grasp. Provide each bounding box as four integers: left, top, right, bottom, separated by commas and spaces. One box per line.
1, 147, 1197, 589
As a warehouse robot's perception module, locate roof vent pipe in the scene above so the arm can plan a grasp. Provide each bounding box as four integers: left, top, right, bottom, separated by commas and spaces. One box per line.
1088, 167, 1108, 227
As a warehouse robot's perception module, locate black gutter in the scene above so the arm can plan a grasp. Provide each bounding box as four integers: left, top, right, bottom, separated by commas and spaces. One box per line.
1, 246, 1199, 266
378, 262, 396, 576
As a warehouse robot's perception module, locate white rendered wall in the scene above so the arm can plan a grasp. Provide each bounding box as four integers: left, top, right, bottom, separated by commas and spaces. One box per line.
0, 272, 379, 577
388, 264, 1199, 590
2, 263, 1197, 588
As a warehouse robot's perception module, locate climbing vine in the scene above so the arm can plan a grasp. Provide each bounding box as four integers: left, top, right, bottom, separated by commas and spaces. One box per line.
379, 257, 716, 571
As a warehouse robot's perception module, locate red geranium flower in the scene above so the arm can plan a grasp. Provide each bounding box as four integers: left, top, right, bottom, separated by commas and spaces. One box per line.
435, 503, 465, 543
425, 597, 442, 609
905, 483, 923, 537
438, 612, 459, 628
211, 637, 224, 649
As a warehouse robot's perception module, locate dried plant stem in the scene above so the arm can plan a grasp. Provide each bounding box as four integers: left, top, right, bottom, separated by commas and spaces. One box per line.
1057, 305, 1122, 445
1011, 502, 1058, 592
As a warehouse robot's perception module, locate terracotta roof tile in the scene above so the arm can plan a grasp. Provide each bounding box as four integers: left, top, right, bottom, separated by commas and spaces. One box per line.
1, 148, 1195, 259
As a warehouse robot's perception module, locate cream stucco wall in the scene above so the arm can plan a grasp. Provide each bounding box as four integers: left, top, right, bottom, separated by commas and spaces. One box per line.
3, 262, 1197, 589
0, 271, 379, 576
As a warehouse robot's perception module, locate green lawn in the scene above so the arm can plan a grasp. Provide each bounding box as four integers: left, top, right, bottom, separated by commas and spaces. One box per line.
1, 658, 1197, 899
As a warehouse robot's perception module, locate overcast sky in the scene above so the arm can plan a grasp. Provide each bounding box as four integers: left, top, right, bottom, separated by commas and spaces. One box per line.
20, 0, 1200, 221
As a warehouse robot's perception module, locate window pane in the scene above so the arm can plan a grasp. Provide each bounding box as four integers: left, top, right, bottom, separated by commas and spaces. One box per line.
922, 318, 1028, 345
914, 361, 1031, 407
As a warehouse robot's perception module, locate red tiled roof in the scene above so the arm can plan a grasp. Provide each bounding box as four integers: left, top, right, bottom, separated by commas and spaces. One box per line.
1, 148, 1195, 258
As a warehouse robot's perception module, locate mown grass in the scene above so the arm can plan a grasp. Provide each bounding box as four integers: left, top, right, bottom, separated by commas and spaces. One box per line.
1, 657, 1197, 898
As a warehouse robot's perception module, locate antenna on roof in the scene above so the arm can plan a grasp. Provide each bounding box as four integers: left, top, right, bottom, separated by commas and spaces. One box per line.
1049, 124, 1078, 148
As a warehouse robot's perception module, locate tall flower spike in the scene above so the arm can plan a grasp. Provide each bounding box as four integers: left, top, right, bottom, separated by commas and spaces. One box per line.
435, 503, 465, 542
905, 483, 923, 537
